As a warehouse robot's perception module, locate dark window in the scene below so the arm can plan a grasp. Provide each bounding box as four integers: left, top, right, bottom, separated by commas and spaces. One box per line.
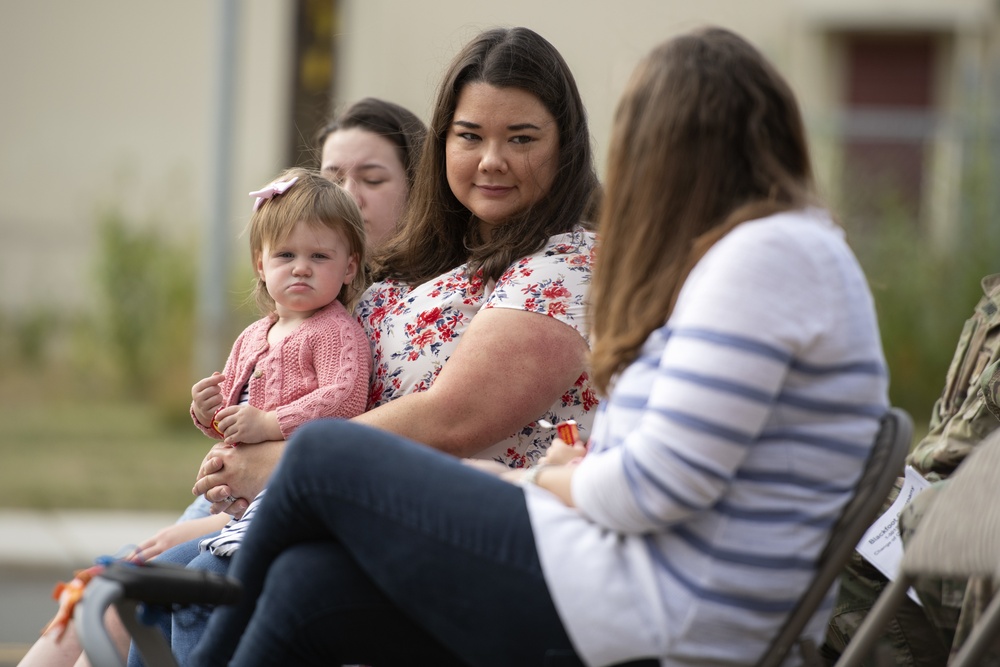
840, 34, 936, 223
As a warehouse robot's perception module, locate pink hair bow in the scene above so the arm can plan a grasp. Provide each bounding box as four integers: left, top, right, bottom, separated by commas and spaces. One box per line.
249, 176, 299, 212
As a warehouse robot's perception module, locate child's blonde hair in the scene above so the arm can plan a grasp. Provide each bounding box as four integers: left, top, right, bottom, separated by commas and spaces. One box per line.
247, 167, 367, 314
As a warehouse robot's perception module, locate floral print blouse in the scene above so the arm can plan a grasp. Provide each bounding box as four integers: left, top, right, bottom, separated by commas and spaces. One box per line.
355, 228, 598, 467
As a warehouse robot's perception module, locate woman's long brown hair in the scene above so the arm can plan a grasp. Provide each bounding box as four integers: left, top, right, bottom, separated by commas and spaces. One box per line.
589, 27, 819, 393
370, 27, 600, 287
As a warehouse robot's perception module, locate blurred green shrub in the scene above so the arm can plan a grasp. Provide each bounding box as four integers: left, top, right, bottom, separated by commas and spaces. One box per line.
90, 209, 197, 427
844, 141, 1000, 426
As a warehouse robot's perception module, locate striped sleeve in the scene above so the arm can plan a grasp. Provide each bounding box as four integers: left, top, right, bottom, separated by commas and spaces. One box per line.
572, 217, 884, 533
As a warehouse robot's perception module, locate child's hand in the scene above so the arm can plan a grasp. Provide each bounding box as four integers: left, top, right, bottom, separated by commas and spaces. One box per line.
192, 372, 226, 427
538, 438, 587, 466
127, 514, 228, 562
213, 405, 281, 445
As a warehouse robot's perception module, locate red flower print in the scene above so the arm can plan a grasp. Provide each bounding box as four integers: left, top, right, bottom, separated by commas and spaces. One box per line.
582, 388, 599, 411
506, 448, 527, 468
547, 301, 568, 316
411, 328, 437, 350
370, 305, 389, 326
416, 307, 442, 329
542, 284, 571, 299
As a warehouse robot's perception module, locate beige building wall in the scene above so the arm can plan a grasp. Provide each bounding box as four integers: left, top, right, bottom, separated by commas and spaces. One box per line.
335, 0, 997, 232
2, 0, 997, 316
333, 0, 807, 175
0, 1, 295, 314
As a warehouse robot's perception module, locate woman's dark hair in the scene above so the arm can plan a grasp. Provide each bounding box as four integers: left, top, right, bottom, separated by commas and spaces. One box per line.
589, 26, 818, 391
371, 27, 599, 286
316, 97, 427, 193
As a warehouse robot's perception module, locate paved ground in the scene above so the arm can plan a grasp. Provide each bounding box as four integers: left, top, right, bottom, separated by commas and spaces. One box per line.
0, 509, 176, 666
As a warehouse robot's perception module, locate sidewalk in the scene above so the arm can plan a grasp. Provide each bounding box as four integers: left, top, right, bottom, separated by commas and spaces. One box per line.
0, 509, 178, 569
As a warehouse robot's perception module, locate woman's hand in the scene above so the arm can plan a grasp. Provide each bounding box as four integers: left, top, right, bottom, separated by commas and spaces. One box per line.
192, 440, 287, 516
538, 437, 587, 466
127, 514, 229, 562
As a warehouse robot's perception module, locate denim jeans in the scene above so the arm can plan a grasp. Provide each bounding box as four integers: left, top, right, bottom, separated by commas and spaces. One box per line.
175, 495, 213, 523
187, 419, 586, 667
126, 531, 230, 667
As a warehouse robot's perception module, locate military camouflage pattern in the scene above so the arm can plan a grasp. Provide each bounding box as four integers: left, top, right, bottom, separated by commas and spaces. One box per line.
822, 480, 950, 667
907, 274, 1000, 481
898, 485, 1000, 665
822, 274, 1000, 665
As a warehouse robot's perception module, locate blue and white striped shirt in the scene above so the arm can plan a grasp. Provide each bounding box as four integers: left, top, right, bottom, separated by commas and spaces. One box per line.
526, 209, 889, 666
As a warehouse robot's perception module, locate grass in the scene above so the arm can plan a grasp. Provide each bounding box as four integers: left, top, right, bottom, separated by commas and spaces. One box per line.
0, 369, 212, 511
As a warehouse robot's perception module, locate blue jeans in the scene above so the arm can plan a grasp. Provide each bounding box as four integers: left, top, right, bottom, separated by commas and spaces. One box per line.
126, 532, 230, 667
176, 495, 213, 523
187, 420, 585, 667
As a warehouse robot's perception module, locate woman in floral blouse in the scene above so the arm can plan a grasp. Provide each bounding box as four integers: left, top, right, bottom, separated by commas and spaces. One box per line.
166, 24, 600, 663
194, 25, 601, 516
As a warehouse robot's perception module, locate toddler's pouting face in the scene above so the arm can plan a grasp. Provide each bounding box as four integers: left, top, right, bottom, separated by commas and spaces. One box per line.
258, 219, 358, 318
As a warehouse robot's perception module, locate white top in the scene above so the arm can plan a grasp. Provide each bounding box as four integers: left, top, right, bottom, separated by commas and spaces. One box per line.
527, 209, 890, 666
355, 228, 599, 466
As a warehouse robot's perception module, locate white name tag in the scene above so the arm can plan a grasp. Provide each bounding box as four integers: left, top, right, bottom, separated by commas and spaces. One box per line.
855, 465, 932, 605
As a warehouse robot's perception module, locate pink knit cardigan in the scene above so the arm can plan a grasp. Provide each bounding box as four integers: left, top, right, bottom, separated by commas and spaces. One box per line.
191, 300, 371, 440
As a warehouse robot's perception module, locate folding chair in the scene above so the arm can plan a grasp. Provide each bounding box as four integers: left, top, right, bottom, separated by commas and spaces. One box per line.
835, 425, 1000, 667
755, 407, 913, 667
76, 560, 241, 667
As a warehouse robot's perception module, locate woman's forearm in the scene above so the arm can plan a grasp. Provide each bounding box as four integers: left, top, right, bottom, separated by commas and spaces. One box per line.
504, 464, 577, 507
351, 391, 494, 457
354, 309, 588, 458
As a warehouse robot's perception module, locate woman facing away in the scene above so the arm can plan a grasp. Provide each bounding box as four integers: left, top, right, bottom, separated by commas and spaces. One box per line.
187, 25, 890, 667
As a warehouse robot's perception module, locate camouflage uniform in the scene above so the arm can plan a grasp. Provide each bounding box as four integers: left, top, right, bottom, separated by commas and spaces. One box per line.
822, 273, 1000, 666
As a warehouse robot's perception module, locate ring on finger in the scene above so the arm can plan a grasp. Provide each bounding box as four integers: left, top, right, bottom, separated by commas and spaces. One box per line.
224, 495, 238, 504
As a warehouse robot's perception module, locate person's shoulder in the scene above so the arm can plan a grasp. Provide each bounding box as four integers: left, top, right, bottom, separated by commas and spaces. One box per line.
730, 207, 839, 241
238, 314, 273, 339
499, 226, 595, 281
310, 301, 364, 330
717, 208, 844, 260
542, 226, 597, 255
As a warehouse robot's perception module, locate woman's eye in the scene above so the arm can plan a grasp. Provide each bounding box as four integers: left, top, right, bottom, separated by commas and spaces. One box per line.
364, 179, 386, 187
511, 135, 534, 145
458, 132, 480, 142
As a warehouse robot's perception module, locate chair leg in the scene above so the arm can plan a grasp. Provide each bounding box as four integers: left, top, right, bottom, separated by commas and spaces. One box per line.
834, 576, 915, 667
949, 588, 1000, 667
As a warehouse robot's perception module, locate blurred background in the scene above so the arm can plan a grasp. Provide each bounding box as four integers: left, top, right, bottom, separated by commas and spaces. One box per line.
1, 0, 999, 546
1, 0, 999, 662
